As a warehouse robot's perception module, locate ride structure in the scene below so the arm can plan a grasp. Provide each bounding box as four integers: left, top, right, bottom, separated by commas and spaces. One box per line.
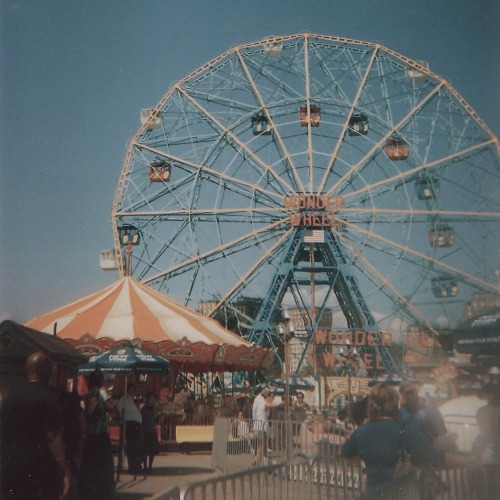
111, 34, 500, 378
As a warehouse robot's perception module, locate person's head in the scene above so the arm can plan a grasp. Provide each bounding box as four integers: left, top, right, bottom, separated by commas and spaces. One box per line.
368, 383, 400, 421
481, 383, 500, 406
297, 392, 305, 402
315, 410, 327, 422
399, 381, 420, 411
146, 392, 156, 405
26, 352, 53, 384
265, 391, 274, 401
260, 387, 270, 398
351, 396, 369, 426
337, 409, 347, 421
237, 410, 245, 419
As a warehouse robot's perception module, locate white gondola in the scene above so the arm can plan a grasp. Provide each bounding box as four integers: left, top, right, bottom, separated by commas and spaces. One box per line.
140, 108, 162, 130
406, 61, 429, 83
99, 249, 119, 271
416, 177, 440, 200
264, 40, 283, 58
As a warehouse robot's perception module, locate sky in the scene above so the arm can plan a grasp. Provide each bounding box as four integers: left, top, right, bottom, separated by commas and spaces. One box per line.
1, 0, 499, 324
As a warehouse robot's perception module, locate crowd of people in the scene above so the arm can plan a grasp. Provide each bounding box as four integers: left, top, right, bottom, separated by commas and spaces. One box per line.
0, 353, 163, 499
1, 352, 499, 498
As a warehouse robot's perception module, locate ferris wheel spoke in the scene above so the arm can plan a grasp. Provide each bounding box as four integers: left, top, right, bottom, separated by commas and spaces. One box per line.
137, 143, 284, 205
337, 230, 439, 334
303, 36, 315, 192
341, 207, 500, 224
115, 206, 285, 223
326, 82, 445, 197
341, 218, 499, 293
236, 50, 306, 193
317, 47, 379, 194
177, 86, 297, 195
206, 228, 293, 316
144, 218, 285, 284
341, 139, 496, 204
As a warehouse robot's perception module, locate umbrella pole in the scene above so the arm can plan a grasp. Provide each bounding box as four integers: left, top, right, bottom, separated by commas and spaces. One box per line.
117, 378, 127, 482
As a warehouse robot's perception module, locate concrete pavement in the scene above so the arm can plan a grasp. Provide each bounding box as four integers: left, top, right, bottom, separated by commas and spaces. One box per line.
115, 451, 223, 499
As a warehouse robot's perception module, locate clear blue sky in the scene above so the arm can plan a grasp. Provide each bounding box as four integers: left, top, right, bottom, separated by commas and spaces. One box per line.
1, 0, 498, 323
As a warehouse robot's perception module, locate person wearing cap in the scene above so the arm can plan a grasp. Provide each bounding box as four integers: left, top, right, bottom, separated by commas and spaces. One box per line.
80, 371, 117, 499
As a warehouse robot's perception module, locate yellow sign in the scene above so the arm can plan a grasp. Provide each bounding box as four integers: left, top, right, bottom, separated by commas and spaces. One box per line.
326, 377, 371, 396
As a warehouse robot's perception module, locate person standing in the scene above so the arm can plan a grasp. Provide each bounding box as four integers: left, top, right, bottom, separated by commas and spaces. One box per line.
141, 392, 160, 472
80, 371, 117, 500
342, 383, 444, 492
472, 383, 500, 464
398, 381, 447, 443
117, 383, 144, 476
291, 392, 310, 423
252, 387, 275, 465
0, 352, 71, 499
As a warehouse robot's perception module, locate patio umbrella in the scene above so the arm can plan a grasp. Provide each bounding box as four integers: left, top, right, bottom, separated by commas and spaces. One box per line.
79, 344, 169, 480
270, 376, 315, 390
78, 344, 170, 375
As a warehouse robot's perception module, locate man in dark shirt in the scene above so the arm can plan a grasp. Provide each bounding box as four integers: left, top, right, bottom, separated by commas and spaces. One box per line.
0, 352, 71, 499
399, 381, 447, 442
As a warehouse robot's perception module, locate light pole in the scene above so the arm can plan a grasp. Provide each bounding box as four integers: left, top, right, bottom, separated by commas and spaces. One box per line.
279, 310, 295, 461
339, 341, 358, 420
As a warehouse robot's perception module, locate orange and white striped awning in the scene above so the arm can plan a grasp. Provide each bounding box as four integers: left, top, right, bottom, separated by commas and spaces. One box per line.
25, 277, 275, 371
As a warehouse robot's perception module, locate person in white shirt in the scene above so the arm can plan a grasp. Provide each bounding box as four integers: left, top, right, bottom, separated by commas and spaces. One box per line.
252, 387, 275, 464
117, 384, 143, 476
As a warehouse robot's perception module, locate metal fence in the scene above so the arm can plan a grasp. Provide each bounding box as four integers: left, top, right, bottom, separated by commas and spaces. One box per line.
213, 417, 345, 473
152, 459, 365, 500
152, 462, 500, 500
160, 413, 214, 451
442, 415, 479, 454
153, 416, 500, 500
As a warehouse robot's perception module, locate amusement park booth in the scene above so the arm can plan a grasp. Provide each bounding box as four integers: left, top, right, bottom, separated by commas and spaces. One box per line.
0, 320, 87, 397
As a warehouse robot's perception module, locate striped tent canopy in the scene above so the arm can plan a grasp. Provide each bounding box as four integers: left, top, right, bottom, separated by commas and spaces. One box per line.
25, 277, 275, 372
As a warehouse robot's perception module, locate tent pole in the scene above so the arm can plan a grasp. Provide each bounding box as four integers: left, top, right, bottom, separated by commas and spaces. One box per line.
117, 377, 127, 482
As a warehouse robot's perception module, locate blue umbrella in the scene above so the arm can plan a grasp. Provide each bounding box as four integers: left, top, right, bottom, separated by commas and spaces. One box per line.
78, 344, 170, 375
269, 376, 315, 390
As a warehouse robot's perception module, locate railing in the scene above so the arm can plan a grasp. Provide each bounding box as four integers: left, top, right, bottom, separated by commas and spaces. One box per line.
160, 413, 214, 451
152, 486, 180, 500
152, 459, 365, 500
213, 417, 345, 473
425, 463, 499, 500
442, 415, 479, 454
152, 462, 500, 500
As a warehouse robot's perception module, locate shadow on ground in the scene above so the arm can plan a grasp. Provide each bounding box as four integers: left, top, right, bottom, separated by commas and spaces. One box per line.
146, 466, 215, 476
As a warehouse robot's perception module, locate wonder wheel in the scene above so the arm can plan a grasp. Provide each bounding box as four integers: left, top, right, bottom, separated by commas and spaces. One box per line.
112, 34, 500, 375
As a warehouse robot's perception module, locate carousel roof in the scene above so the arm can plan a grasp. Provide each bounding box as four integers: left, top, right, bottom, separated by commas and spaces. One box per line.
25, 277, 275, 371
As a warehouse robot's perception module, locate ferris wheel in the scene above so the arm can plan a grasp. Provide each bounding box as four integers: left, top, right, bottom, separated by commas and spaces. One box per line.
112, 34, 500, 374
